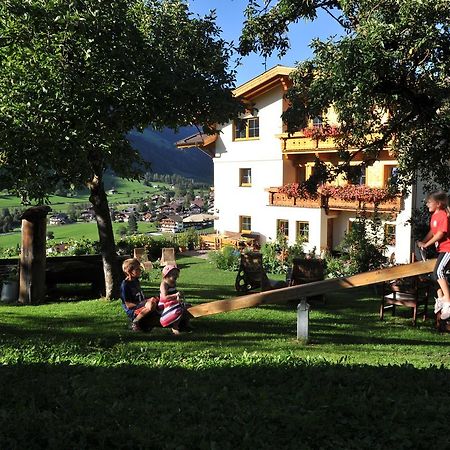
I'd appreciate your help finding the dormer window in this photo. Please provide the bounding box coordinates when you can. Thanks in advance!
[234,117,260,140]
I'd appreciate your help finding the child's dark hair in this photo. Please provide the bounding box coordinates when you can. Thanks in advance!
[428,191,450,216]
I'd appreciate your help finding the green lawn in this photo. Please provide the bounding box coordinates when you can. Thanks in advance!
[1,255,449,449]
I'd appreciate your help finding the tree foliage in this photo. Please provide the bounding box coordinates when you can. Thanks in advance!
[240,0,450,190]
[0,0,241,201]
[0,0,242,298]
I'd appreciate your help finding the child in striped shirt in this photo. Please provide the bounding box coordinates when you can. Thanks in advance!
[159,265,192,334]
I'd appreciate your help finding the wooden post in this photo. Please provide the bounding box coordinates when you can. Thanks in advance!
[19,206,51,304]
[297,298,310,342]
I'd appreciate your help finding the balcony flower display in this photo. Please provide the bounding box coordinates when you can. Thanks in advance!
[302,124,340,140]
[278,183,395,204]
[319,185,395,204]
[278,183,318,199]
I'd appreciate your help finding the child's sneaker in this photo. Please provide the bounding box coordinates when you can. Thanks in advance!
[434,297,444,314]
[440,302,450,321]
[131,321,142,332]
[179,323,194,333]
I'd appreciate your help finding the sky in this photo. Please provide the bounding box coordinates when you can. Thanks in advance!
[188,0,344,86]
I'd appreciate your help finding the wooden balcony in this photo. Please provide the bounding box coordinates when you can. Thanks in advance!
[267,188,322,208]
[267,187,402,213]
[281,136,338,153]
[326,196,402,213]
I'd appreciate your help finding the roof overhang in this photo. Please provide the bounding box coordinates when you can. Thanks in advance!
[175,132,217,157]
[233,65,294,101]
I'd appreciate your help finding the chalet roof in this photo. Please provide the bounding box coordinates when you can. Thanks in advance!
[183,213,216,223]
[162,214,183,223]
[175,66,294,152]
[233,65,294,101]
[191,199,204,207]
[175,132,218,152]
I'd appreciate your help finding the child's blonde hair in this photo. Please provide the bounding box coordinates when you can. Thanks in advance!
[122,258,141,275]
[428,191,450,216]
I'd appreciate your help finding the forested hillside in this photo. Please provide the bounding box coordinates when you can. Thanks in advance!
[128,127,213,183]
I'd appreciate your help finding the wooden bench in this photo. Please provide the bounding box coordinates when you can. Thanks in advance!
[160,248,176,266]
[45,255,129,296]
[235,252,286,293]
[380,276,431,325]
[288,258,325,302]
[200,234,221,250]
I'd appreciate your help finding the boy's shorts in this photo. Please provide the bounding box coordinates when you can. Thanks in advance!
[132,298,159,320]
[133,300,148,318]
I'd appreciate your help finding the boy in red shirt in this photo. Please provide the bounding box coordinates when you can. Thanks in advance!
[418,191,450,320]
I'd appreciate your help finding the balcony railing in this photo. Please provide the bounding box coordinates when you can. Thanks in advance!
[268,187,402,213]
[281,136,338,153]
[325,196,402,213]
[267,188,322,208]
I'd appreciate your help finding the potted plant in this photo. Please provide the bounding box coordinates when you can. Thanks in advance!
[1,265,19,303]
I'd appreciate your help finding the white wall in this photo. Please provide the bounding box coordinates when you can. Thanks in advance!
[214,86,285,236]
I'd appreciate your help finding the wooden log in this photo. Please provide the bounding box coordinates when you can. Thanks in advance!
[188,259,436,318]
[19,206,51,304]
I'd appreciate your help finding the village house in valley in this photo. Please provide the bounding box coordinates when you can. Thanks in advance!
[178,66,426,264]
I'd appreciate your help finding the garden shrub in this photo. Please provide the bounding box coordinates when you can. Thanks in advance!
[325,214,387,278]
[207,245,240,271]
[46,238,100,256]
[0,245,20,258]
[176,228,200,250]
[261,235,306,274]
[116,234,175,259]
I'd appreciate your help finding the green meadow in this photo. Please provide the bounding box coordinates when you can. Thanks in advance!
[0,177,162,212]
[0,222,158,249]
[0,177,167,250]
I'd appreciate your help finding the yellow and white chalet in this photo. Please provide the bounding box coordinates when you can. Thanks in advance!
[178,66,426,264]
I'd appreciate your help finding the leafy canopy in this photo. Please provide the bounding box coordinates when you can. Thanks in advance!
[240,0,450,191]
[0,0,241,202]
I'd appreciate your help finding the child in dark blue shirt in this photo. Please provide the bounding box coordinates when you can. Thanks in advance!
[120,258,158,331]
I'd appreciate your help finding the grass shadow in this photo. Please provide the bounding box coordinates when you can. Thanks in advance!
[1,362,449,449]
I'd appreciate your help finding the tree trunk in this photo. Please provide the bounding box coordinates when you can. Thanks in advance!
[89,173,120,299]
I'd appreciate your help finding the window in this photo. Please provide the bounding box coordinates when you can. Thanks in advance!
[305,163,315,181]
[240,215,252,233]
[234,117,259,140]
[296,221,309,241]
[348,165,367,185]
[239,168,252,186]
[348,220,353,232]
[384,224,396,245]
[384,165,398,188]
[277,219,289,238]
[358,167,367,186]
[297,165,306,183]
[313,116,323,128]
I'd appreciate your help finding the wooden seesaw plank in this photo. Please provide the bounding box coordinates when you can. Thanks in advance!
[188,259,436,318]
